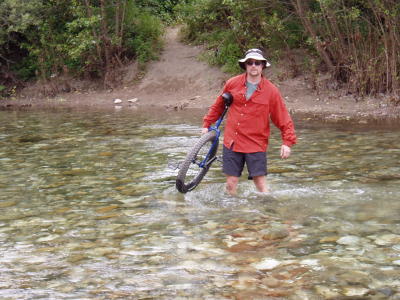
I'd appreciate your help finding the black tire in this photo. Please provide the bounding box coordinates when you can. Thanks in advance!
[176,131,218,193]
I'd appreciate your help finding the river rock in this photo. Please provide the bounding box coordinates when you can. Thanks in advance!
[288,245,318,256]
[0,201,17,208]
[37,234,60,242]
[320,236,340,243]
[314,285,341,298]
[336,235,360,245]
[251,258,281,270]
[96,205,119,213]
[342,286,370,297]
[262,228,289,240]
[228,242,258,252]
[88,247,118,257]
[374,234,400,246]
[393,260,400,266]
[98,151,113,157]
[300,259,319,267]
[261,276,280,288]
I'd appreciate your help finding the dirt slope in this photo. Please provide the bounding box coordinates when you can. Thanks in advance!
[133,27,228,108]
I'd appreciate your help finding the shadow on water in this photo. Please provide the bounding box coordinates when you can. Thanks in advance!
[0,107,399,299]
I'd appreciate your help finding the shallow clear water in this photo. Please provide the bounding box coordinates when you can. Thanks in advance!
[0,108,399,299]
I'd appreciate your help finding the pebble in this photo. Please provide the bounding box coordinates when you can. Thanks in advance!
[343,286,370,297]
[252,258,281,270]
[36,234,60,242]
[393,260,400,266]
[374,234,400,246]
[261,276,280,288]
[336,235,360,245]
[314,285,341,298]
[0,201,17,208]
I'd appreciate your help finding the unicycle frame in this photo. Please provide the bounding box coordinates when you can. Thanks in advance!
[175,92,232,193]
[198,104,229,169]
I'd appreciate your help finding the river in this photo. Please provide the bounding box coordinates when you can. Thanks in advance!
[0,108,399,299]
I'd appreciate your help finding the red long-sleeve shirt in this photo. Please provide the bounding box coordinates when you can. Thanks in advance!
[203,73,297,153]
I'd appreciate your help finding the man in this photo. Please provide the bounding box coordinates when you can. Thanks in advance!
[202,48,297,195]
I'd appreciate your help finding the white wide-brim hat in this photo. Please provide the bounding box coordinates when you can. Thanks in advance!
[238,48,271,69]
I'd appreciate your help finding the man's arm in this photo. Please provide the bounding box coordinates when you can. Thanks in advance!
[269,89,297,156]
[201,94,226,133]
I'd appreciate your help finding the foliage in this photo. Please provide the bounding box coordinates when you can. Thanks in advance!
[135,0,185,23]
[177,0,400,96]
[128,10,164,63]
[176,0,305,74]
[292,0,400,95]
[0,0,166,89]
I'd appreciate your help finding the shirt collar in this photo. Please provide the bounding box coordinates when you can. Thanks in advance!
[242,73,266,89]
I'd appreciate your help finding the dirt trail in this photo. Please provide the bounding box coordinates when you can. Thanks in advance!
[133,27,228,108]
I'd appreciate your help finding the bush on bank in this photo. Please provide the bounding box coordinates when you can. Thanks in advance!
[0,0,169,96]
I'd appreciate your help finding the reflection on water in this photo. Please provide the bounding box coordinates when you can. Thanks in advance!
[0,109,399,299]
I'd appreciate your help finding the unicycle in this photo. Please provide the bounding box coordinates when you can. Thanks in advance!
[175,92,232,193]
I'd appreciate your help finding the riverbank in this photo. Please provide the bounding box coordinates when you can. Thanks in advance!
[2,27,399,126]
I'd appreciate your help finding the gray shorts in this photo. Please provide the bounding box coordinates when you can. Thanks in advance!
[222,145,267,179]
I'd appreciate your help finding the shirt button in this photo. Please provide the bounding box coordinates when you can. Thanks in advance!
[235,132,238,135]
[237,122,240,125]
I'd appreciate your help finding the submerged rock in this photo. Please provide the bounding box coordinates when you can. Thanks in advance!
[251,258,281,270]
[336,235,360,245]
[342,286,370,297]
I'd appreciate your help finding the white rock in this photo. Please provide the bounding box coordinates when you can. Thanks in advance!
[393,260,400,266]
[251,258,281,270]
[114,99,122,104]
[375,234,400,246]
[37,234,60,242]
[128,98,138,103]
[315,285,341,298]
[337,235,360,245]
[180,260,201,271]
[300,259,319,266]
[24,256,48,264]
[343,287,369,297]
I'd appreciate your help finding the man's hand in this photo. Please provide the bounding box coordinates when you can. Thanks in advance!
[280,145,291,159]
[201,128,209,135]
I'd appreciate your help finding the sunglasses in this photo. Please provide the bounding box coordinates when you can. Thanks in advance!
[246,60,263,66]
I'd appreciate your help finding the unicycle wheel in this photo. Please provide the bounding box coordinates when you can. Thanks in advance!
[176,130,218,193]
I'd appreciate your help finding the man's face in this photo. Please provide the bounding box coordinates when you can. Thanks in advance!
[245,59,263,77]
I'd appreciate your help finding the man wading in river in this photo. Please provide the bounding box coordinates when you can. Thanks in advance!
[202,49,297,195]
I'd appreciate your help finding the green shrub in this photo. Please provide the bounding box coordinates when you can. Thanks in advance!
[176,0,305,74]
[128,13,164,64]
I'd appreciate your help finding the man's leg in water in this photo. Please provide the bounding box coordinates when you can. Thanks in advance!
[253,175,269,193]
[226,175,239,195]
